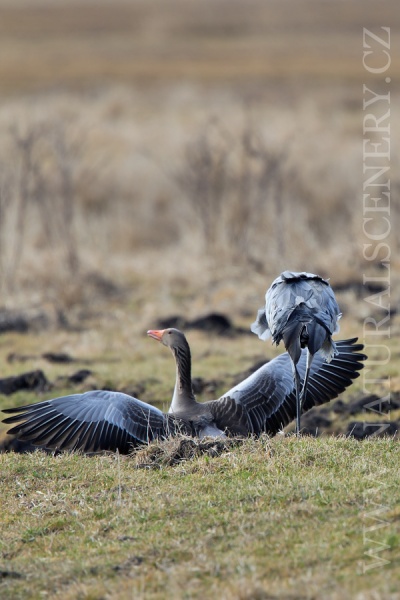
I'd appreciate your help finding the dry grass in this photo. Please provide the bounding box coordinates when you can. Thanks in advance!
[0,0,398,316]
[0,85,398,322]
[134,436,247,468]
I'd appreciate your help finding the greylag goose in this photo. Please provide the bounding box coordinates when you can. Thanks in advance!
[2,328,364,453]
[251,271,341,435]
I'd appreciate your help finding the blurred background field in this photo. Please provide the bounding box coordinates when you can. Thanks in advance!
[0,0,398,318]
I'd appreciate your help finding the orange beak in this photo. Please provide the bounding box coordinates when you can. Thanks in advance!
[147,329,165,342]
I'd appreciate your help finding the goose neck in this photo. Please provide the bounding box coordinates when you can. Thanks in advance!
[169,343,196,413]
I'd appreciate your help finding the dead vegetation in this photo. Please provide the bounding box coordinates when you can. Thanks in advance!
[0,0,398,317]
[134,435,247,468]
[175,120,294,264]
[0,96,398,320]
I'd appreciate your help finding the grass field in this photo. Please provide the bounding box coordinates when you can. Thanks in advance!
[0,0,399,598]
[1,437,399,600]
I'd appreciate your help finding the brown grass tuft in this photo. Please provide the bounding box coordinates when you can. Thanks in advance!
[134,435,246,468]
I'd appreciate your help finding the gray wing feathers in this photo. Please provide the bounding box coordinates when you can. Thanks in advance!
[223,353,294,414]
[219,352,295,434]
[267,339,365,433]
[219,338,365,435]
[250,308,271,341]
[252,271,341,361]
[208,396,249,436]
[2,390,181,453]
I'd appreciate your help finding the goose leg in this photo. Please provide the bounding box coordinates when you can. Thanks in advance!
[299,349,314,410]
[292,361,302,436]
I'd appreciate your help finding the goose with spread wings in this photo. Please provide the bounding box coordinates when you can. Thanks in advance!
[2,328,365,453]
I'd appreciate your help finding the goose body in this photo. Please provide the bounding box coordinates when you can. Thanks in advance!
[2,328,364,454]
[251,271,342,434]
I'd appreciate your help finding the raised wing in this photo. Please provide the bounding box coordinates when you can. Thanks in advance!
[220,352,295,421]
[2,391,188,453]
[220,338,365,435]
[264,338,365,434]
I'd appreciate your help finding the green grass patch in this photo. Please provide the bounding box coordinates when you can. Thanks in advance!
[0,436,399,599]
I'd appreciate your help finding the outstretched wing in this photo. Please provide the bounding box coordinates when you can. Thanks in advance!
[2,391,187,453]
[264,338,365,434]
[219,338,365,435]
[219,352,295,425]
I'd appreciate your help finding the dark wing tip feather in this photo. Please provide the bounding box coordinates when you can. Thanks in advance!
[2,400,49,416]
[247,337,366,436]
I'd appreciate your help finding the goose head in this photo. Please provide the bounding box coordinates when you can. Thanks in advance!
[147,328,188,350]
